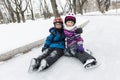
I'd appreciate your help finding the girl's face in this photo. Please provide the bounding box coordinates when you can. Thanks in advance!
[55,23,62,29]
[65,21,74,27]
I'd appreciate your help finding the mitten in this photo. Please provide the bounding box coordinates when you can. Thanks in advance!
[42,48,47,52]
[77,45,84,53]
[76,28,83,34]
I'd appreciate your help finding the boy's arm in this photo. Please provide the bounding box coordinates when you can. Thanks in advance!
[42,34,54,52]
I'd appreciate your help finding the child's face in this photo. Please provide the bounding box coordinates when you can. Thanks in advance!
[55,23,62,29]
[65,21,74,27]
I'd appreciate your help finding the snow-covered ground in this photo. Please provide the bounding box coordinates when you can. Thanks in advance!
[84,9,120,16]
[1,11,120,80]
[0,18,52,54]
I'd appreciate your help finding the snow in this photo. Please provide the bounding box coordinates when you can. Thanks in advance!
[0,18,53,54]
[84,9,120,16]
[1,10,120,80]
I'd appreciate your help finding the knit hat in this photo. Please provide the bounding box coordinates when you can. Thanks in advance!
[65,13,76,24]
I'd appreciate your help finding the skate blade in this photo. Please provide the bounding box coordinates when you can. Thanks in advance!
[37,59,47,72]
[28,59,36,73]
[85,63,100,70]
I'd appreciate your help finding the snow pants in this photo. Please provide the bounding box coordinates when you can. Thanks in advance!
[64,44,96,64]
[37,48,64,69]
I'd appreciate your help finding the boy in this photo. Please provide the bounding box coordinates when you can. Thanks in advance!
[29,17,65,71]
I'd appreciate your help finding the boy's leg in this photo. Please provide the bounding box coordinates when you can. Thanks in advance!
[37,48,53,61]
[38,48,64,71]
[29,48,53,71]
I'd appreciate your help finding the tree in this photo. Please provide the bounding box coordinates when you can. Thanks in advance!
[10,0,29,23]
[0,9,3,23]
[62,0,76,14]
[73,0,76,14]
[96,0,111,13]
[105,0,111,11]
[62,0,72,14]
[3,0,16,23]
[28,0,35,20]
[39,0,44,16]
[77,0,88,15]
[50,0,60,17]
[43,0,51,19]
[39,0,51,19]
[57,0,64,15]
[16,0,28,22]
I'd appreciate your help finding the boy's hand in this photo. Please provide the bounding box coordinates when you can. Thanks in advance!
[42,48,47,52]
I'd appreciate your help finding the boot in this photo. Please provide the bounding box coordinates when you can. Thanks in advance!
[38,59,48,71]
[84,59,97,69]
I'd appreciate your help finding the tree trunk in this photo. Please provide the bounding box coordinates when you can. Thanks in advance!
[105,0,111,11]
[16,11,21,23]
[21,12,26,22]
[73,0,76,14]
[31,10,35,20]
[3,0,16,23]
[80,5,83,15]
[78,0,83,15]
[50,0,60,17]
[77,0,87,15]
[29,0,35,20]
[10,11,16,23]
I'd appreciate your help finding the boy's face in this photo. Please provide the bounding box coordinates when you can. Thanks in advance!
[55,23,62,29]
[65,21,74,27]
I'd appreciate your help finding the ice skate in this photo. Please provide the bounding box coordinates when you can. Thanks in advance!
[38,59,48,72]
[84,59,97,69]
[28,58,40,72]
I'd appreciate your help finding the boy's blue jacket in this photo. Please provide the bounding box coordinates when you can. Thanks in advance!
[42,27,65,50]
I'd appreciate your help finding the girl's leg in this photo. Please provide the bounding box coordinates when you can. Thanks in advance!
[65,44,96,64]
[74,51,96,64]
[64,44,77,57]
[74,51,97,69]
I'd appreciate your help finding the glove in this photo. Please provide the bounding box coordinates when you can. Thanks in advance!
[42,48,47,52]
[76,28,83,34]
[77,45,84,53]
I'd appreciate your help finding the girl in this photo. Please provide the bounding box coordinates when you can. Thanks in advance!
[64,13,97,69]
[29,17,65,71]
